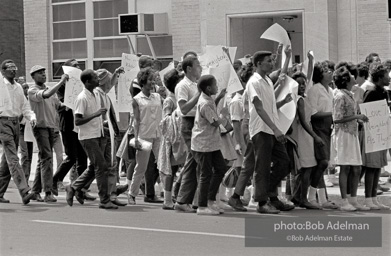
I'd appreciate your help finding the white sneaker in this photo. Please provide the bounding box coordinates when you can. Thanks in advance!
[197,207,220,215]
[325,179,334,187]
[364,201,380,210]
[278,196,295,207]
[372,198,391,210]
[208,201,224,214]
[340,203,357,212]
[174,203,196,213]
[350,202,370,211]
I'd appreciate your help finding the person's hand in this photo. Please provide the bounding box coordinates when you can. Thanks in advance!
[134,139,142,150]
[30,119,36,128]
[216,88,227,101]
[235,144,242,155]
[284,93,293,104]
[284,45,292,58]
[220,106,229,118]
[278,73,287,85]
[114,66,125,75]
[96,108,107,117]
[307,50,314,60]
[273,128,286,143]
[359,114,369,122]
[277,43,283,55]
[61,74,69,85]
[314,136,325,147]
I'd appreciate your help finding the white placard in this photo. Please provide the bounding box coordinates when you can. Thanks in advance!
[276,76,299,134]
[62,66,83,109]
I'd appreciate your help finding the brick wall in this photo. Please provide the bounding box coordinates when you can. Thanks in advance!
[0,0,25,77]
[24,0,51,82]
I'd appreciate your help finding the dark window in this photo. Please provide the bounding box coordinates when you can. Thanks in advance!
[52,61,85,80]
[119,15,139,34]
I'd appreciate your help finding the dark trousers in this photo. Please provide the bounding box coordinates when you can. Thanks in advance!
[72,137,110,204]
[32,127,58,193]
[0,118,30,198]
[176,117,198,204]
[145,151,159,198]
[234,141,254,196]
[193,150,228,207]
[19,124,33,183]
[252,132,290,202]
[53,130,87,184]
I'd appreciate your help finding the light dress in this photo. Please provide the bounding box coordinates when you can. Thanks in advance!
[330,89,362,165]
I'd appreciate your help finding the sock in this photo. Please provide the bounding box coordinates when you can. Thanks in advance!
[372,197,380,205]
[308,186,317,202]
[342,198,349,206]
[318,188,327,204]
[164,190,172,206]
[348,196,357,205]
[365,197,374,206]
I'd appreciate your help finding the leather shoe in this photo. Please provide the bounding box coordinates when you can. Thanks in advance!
[99,201,118,209]
[144,196,163,203]
[270,200,295,211]
[256,202,280,214]
[22,192,35,205]
[300,200,321,210]
[75,191,84,205]
[83,192,96,201]
[111,198,127,206]
[228,197,247,212]
[52,185,58,196]
[115,184,129,196]
[65,185,75,206]
[0,197,10,203]
[32,193,44,202]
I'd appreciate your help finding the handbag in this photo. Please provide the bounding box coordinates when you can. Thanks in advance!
[222,167,239,188]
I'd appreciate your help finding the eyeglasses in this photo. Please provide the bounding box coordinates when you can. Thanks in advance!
[4,66,18,71]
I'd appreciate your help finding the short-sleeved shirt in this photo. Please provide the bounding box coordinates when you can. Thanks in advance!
[351,84,365,112]
[307,82,334,113]
[191,92,221,152]
[360,80,375,92]
[133,92,162,139]
[163,92,177,117]
[174,76,198,117]
[229,93,243,121]
[333,89,358,136]
[247,72,279,138]
[74,88,104,140]
[28,84,60,129]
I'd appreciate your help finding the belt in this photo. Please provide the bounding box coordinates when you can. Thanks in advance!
[0,116,19,121]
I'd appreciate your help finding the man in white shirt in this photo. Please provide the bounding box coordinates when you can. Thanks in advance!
[0,59,37,205]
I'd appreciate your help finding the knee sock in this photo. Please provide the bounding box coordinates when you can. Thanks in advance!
[308,186,317,202]
[164,190,172,206]
[318,188,327,204]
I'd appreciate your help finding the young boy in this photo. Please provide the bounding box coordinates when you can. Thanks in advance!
[191,75,229,215]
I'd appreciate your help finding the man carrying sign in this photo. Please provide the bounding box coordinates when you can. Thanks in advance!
[0,60,37,205]
[28,65,68,203]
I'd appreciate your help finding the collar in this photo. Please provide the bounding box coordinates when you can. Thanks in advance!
[83,88,95,97]
[139,91,155,99]
[183,75,197,85]
[34,83,47,90]
[201,92,214,102]
[3,78,19,88]
[95,87,106,95]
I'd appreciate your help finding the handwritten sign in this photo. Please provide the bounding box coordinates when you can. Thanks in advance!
[62,66,83,109]
[276,76,299,134]
[0,73,12,111]
[117,74,134,113]
[260,23,292,68]
[359,100,391,153]
[121,53,140,85]
[209,64,243,95]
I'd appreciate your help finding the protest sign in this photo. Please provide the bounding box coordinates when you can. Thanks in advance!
[359,100,391,153]
[203,45,232,68]
[209,64,243,95]
[121,53,140,85]
[107,86,120,121]
[0,73,12,112]
[276,76,299,134]
[24,121,36,144]
[62,66,83,109]
[159,62,175,87]
[260,23,292,68]
[117,74,134,113]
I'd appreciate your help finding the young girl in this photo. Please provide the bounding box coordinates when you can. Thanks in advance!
[330,66,369,211]
[127,67,163,205]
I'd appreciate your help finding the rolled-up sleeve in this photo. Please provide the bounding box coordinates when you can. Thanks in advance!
[175,84,189,103]
[229,100,243,121]
[28,87,45,102]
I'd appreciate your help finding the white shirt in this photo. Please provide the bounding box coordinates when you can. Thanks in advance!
[74,88,104,140]
[247,72,279,138]
[1,78,36,121]
[360,80,375,92]
[174,76,198,117]
[307,82,333,113]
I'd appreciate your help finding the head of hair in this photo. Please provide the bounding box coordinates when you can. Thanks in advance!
[182,56,198,74]
[233,59,243,72]
[252,51,272,66]
[183,51,198,60]
[335,61,358,79]
[365,53,380,63]
[139,56,153,69]
[152,59,163,71]
[312,61,330,83]
[323,60,335,72]
[382,60,391,72]
[357,62,369,79]
[239,63,254,84]
[197,75,216,93]
[369,63,387,83]
[137,67,155,87]
[63,59,77,67]
[291,71,307,82]
[80,69,96,85]
[333,66,351,89]
[164,69,181,93]
[1,59,14,70]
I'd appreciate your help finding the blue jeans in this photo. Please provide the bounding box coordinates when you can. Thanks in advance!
[0,118,30,198]
[32,127,58,193]
[72,137,110,204]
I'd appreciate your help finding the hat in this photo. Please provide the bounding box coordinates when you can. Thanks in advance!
[96,69,113,87]
[30,65,46,76]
